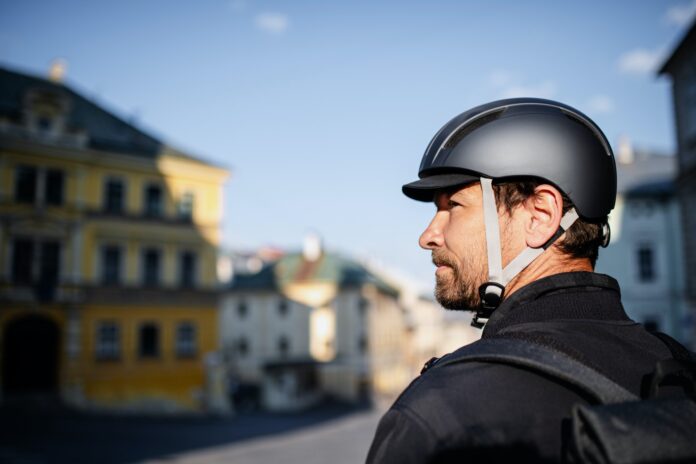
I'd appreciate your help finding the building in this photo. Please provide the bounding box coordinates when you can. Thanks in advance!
[0,66,230,412]
[221,236,411,411]
[595,142,689,342]
[362,261,480,374]
[659,18,696,348]
[220,236,480,411]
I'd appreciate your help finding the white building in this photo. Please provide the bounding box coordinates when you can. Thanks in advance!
[220,238,410,411]
[595,145,690,343]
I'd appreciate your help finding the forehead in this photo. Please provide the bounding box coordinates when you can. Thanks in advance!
[436,182,480,202]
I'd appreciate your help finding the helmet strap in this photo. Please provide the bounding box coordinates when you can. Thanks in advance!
[472,178,579,328]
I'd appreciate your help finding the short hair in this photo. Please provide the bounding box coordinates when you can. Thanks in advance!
[492,180,605,267]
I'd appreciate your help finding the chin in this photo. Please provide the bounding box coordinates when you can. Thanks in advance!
[435,288,477,312]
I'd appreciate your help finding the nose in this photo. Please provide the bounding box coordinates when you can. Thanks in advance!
[419,213,445,250]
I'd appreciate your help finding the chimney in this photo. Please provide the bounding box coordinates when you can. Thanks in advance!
[303,232,323,262]
[48,58,67,83]
[617,135,634,165]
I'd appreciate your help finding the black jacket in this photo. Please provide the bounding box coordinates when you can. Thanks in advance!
[366,272,672,463]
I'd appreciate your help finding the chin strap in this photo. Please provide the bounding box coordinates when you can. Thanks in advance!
[473,178,579,329]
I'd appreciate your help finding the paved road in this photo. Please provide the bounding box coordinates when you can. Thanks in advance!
[0,402,383,464]
[145,409,381,464]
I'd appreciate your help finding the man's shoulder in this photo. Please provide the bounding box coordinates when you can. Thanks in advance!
[391,340,586,426]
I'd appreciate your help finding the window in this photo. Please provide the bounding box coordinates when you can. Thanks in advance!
[358,334,368,354]
[12,239,61,290]
[179,251,196,287]
[176,322,197,357]
[15,165,37,203]
[102,246,122,285]
[238,300,248,318]
[12,238,34,284]
[237,337,249,356]
[96,322,120,360]
[138,323,160,358]
[142,248,161,286]
[278,299,289,316]
[39,241,60,286]
[144,184,163,217]
[278,336,289,357]
[637,244,655,282]
[45,169,64,206]
[178,191,194,220]
[37,115,53,133]
[104,178,124,213]
[358,297,369,315]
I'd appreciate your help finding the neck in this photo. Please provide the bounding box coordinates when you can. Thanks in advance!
[504,247,593,299]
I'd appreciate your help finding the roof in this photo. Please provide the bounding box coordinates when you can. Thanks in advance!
[229,251,399,297]
[615,151,676,194]
[0,66,219,167]
[659,18,696,75]
[228,263,279,291]
[0,66,161,157]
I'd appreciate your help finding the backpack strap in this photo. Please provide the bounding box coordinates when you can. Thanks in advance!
[651,331,696,363]
[432,338,638,404]
[646,332,696,399]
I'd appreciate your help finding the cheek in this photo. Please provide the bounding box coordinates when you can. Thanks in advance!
[444,216,486,261]
[500,218,526,261]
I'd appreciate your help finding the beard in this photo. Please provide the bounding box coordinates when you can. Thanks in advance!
[432,248,483,312]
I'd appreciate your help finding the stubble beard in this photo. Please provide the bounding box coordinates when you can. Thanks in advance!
[432,249,483,312]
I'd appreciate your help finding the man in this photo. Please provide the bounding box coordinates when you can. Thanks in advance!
[366,98,674,463]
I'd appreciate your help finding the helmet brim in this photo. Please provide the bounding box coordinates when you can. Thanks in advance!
[402,173,479,202]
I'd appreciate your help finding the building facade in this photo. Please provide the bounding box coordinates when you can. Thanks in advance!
[659,19,696,348]
[595,146,690,343]
[0,66,229,412]
[221,237,411,411]
[220,237,480,412]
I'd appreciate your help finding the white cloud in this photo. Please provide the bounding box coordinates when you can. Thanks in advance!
[617,48,663,75]
[498,80,557,99]
[665,0,696,26]
[586,95,615,114]
[255,13,289,34]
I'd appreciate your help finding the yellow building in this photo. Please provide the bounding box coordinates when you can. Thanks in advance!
[0,66,229,412]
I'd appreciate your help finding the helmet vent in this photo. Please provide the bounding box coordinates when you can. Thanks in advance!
[561,110,612,156]
[442,109,504,150]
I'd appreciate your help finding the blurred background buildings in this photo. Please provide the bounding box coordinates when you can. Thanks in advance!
[0,2,694,462]
[0,67,230,412]
[221,234,477,412]
[1,13,695,418]
[659,21,696,346]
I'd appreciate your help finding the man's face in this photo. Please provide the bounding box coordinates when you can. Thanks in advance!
[419,183,491,311]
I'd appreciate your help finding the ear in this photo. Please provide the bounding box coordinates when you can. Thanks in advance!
[522,184,564,249]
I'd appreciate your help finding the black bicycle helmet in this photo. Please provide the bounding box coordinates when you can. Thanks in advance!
[403,98,617,327]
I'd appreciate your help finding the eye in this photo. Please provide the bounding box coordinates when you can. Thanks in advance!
[447,200,461,209]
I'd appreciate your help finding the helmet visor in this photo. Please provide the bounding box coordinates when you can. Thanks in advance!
[402,173,479,202]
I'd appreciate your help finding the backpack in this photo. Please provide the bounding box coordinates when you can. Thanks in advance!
[429,335,696,464]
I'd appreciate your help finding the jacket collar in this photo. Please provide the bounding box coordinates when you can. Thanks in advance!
[482,272,629,338]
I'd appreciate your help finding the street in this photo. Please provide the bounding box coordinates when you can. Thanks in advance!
[0,402,382,464]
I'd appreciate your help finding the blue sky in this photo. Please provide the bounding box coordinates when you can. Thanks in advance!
[1,0,694,288]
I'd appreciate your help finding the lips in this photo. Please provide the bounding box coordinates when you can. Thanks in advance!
[432,255,455,269]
